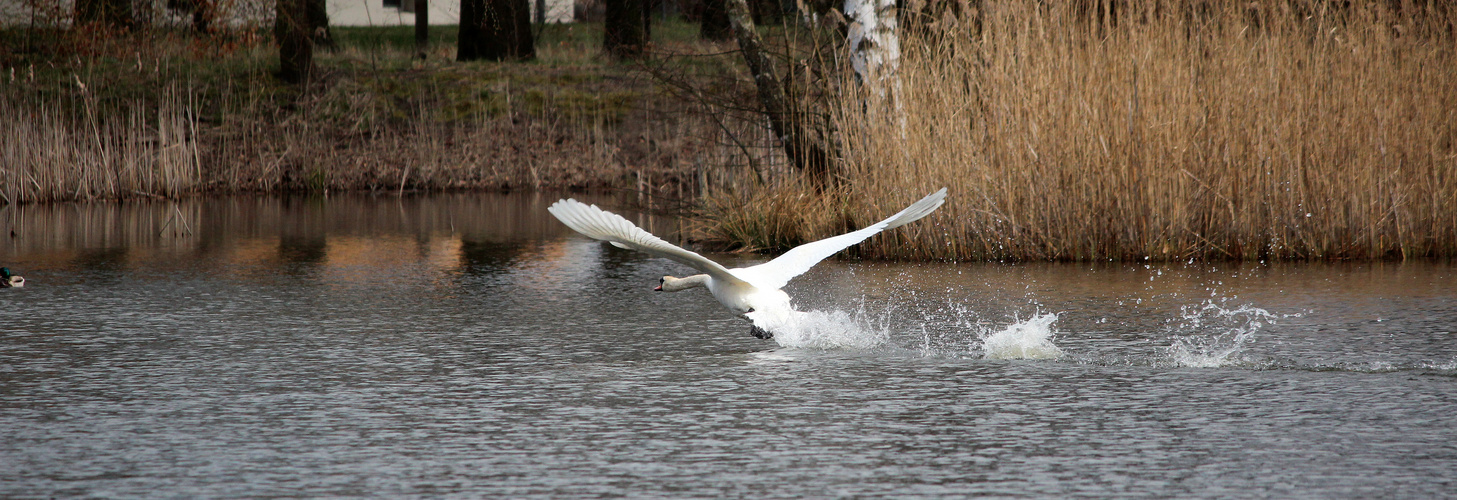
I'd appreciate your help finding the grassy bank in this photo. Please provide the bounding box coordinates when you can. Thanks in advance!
[704,1,1457,261]
[7,3,1456,262]
[1,21,774,204]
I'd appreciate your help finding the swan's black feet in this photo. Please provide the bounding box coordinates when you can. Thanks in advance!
[749,325,774,339]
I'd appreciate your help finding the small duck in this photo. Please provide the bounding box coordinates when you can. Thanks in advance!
[1,267,24,288]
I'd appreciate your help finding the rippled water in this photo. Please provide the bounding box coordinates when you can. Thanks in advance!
[3,194,1455,497]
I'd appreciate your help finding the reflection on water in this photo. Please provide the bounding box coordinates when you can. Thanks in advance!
[1,192,684,280]
[2,194,1455,498]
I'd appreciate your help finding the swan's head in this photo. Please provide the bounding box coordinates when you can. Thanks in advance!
[655,275,707,292]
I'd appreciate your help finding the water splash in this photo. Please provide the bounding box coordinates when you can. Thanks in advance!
[979,313,1063,360]
[763,308,892,350]
[1428,359,1457,372]
[1164,300,1279,368]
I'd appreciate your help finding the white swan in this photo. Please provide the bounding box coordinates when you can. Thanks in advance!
[547,188,947,338]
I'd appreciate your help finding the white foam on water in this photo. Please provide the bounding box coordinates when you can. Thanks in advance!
[1428,359,1457,371]
[1164,300,1279,368]
[1167,337,1250,368]
[745,279,1067,359]
[979,313,1064,360]
[763,308,892,350]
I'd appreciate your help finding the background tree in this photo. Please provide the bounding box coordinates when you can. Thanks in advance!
[603,0,647,59]
[747,0,781,25]
[75,0,133,28]
[724,0,832,187]
[510,0,534,59]
[844,0,899,97]
[415,0,429,55]
[699,0,731,41]
[276,0,314,82]
[166,0,219,33]
[458,0,535,61]
[307,0,334,48]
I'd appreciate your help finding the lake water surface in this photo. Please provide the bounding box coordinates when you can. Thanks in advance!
[2,193,1455,497]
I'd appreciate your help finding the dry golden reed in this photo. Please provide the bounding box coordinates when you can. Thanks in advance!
[1,86,201,204]
[710,0,1457,261]
[1,22,753,205]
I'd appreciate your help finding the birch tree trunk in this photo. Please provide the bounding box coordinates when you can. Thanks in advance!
[843,0,899,100]
[724,0,832,187]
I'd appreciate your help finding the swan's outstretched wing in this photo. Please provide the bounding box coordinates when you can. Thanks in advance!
[549,199,750,286]
[735,188,947,290]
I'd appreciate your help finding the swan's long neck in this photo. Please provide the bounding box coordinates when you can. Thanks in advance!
[661,274,710,292]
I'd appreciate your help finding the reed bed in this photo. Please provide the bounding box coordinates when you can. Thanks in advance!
[1,85,202,204]
[1,22,763,205]
[707,0,1457,261]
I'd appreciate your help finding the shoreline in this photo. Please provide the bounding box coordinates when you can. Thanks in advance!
[2,23,760,206]
[6,6,1456,262]
[6,190,1452,264]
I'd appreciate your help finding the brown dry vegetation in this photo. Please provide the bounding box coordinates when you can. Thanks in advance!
[702,0,1457,261]
[1,22,777,205]
[6,2,1456,262]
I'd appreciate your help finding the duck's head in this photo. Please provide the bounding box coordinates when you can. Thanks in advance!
[1,267,22,288]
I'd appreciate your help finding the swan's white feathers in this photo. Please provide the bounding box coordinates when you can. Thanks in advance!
[734,188,946,290]
[548,188,946,332]
[547,199,749,286]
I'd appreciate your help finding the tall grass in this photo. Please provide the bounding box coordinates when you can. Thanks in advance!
[2,21,765,204]
[708,0,1457,261]
[1,84,201,204]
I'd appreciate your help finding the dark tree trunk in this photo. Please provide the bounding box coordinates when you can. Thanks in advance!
[167,0,219,33]
[458,0,486,60]
[276,0,313,83]
[700,0,731,40]
[724,0,832,187]
[458,0,534,61]
[603,0,647,59]
[748,0,780,25]
[512,0,534,59]
[415,0,429,53]
[307,0,332,47]
[75,0,133,28]
[191,0,213,33]
[642,0,652,41]
[307,0,333,48]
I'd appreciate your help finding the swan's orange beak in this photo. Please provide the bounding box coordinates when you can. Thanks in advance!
[653,284,663,291]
